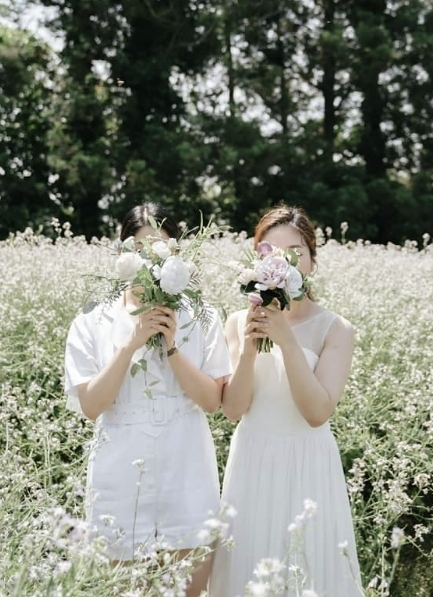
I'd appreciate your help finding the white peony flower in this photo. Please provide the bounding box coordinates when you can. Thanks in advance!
[152,264,162,280]
[115,252,143,281]
[285,265,303,298]
[121,236,137,252]
[159,256,191,294]
[152,240,171,260]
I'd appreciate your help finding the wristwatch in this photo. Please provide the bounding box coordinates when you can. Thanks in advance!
[167,344,178,357]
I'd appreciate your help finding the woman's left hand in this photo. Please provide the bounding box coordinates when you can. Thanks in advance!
[151,305,177,350]
[263,299,293,349]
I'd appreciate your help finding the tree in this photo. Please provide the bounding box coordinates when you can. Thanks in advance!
[40,0,118,239]
[0,26,57,238]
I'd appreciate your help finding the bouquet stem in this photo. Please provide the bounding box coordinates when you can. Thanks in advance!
[257,337,273,353]
[146,333,164,355]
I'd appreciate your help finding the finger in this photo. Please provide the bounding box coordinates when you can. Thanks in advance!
[155,305,175,316]
[246,332,268,340]
[153,316,177,331]
[250,315,267,324]
[247,310,266,323]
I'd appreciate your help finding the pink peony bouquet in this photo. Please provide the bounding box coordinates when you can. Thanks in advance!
[238,241,311,352]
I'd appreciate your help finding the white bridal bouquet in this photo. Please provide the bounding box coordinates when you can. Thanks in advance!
[238,241,311,353]
[102,217,215,357]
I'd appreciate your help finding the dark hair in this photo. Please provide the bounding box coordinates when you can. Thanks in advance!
[254,205,317,299]
[120,203,179,241]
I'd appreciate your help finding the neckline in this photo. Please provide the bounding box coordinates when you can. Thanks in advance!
[289,309,327,329]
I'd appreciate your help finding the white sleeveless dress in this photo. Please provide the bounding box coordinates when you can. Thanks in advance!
[210,308,362,597]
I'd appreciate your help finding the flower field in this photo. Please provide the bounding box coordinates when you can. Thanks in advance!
[0,225,432,596]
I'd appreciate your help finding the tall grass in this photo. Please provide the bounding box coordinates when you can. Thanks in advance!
[1,225,432,595]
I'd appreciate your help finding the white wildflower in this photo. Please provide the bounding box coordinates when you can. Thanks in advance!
[338,540,349,556]
[254,558,285,578]
[221,503,237,519]
[204,517,222,530]
[245,580,269,597]
[303,498,318,518]
[99,514,116,527]
[390,526,405,549]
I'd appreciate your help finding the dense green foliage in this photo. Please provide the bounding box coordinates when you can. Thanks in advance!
[1,227,433,595]
[1,0,433,242]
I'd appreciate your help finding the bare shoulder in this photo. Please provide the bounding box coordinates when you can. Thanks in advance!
[224,309,247,342]
[225,309,247,330]
[326,312,355,346]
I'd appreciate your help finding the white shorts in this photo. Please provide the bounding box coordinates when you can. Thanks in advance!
[86,407,220,560]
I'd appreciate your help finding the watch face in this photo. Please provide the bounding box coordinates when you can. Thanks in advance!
[167,345,178,357]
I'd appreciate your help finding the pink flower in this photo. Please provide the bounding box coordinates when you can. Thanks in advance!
[256,241,273,257]
[248,292,263,306]
[254,255,289,290]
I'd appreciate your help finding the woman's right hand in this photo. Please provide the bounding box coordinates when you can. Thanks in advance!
[125,308,162,352]
[242,305,268,356]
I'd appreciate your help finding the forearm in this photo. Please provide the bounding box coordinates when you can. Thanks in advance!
[281,342,333,426]
[79,345,136,420]
[167,352,223,413]
[221,352,256,421]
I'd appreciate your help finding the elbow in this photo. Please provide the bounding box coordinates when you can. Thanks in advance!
[221,386,250,421]
[201,379,225,414]
[304,405,333,427]
[204,401,221,415]
[80,403,98,421]
[78,395,100,421]
[221,401,244,422]
[306,415,328,428]
[201,390,223,415]
[304,399,335,428]
[222,409,241,422]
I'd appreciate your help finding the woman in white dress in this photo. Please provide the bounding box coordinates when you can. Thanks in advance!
[210,205,363,597]
[64,203,231,597]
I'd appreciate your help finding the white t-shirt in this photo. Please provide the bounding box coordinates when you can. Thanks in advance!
[64,296,231,558]
[64,296,231,419]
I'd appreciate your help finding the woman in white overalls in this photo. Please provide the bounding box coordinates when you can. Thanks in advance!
[65,203,231,596]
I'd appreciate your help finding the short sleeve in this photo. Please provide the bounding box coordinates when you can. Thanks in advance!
[64,312,99,413]
[200,307,232,380]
